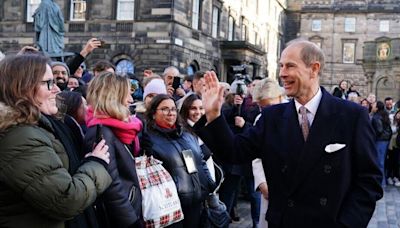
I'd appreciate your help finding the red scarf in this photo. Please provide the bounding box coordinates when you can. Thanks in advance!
[155,119,176,129]
[86,106,143,156]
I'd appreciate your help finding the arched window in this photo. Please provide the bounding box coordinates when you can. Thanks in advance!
[116,59,134,76]
[187,60,199,76]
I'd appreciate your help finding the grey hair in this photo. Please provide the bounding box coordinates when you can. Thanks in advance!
[252,78,285,102]
[162,66,180,77]
[287,39,325,76]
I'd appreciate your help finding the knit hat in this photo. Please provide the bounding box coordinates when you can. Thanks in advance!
[143,78,167,100]
[50,61,70,76]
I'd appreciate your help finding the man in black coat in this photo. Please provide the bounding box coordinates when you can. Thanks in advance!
[195,39,383,228]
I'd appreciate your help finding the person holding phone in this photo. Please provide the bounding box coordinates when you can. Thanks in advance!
[85,72,144,227]
[162,66,186,100]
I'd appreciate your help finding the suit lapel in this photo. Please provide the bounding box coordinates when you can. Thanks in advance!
[288,88,339,194]
[280,100,304,164]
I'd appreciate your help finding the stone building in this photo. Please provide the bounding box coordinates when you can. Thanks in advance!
[0,0,285,83]
[286,0,400,100]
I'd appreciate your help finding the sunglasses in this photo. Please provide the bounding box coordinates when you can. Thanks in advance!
[41,79,57,90]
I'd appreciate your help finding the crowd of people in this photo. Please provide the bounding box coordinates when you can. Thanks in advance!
[0,38,386,228]
[332,80,400,188]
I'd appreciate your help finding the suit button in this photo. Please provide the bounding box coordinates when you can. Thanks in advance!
[320,197,327,206]
[281,165,288,173]
[287,199,294,208]
[324,165,332,174]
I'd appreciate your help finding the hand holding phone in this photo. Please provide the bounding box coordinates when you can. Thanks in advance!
[94,124,103,149]
[172,76,181,90]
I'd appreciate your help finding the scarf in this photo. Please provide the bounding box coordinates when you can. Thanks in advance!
[155,119,176,129]
[86,106,143,155]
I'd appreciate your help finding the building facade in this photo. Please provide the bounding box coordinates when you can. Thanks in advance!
[0,0,286,83]
[286,0,400,100]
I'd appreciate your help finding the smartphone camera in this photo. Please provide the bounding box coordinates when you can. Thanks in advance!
[172,76,181,90]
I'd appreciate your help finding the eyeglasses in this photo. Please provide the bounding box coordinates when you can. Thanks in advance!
[53,70,68,76]
[41,79,57,90]
[157,107,177,115]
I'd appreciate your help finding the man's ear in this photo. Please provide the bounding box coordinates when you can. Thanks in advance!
[310,61,321,78]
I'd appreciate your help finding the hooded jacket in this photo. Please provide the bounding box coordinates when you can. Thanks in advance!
[0,102,112,228]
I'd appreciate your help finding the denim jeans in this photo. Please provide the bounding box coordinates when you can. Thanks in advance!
[376,140,389,185]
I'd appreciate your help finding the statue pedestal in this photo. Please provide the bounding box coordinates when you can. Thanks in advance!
[47,51,76,62]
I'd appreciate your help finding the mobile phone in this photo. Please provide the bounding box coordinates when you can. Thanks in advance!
[172,76,181,90]
[129,104,136,115]
[94,124,103,149]
[97,39,106,47]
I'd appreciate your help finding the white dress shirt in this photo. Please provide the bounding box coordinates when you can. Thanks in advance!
[294,87,322,127]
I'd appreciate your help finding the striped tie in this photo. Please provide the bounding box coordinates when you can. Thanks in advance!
[299,106,310,141]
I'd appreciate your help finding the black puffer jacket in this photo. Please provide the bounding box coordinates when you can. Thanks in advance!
[145,124,215,209]
[85,126,142,228]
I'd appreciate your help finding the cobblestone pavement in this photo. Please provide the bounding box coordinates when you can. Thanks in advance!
[231,186,400,228]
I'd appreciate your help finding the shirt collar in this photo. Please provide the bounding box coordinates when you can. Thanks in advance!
[294,87,322,116]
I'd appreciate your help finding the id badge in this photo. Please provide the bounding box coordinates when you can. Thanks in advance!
[181,149,198,174]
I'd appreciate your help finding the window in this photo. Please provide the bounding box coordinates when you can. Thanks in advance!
[344,18,355,32]
[228,16,234,41]
[310,36,323,48]
[312,20,321,32]
[70,0,86,21]
[343,42,356,63]
[192,0,200,30]
[211,6,219,38]
[241,24,247,41]
[380,20,389,32]
[116,59,134,75]
[27,0,41,23]
[117,0,135,20]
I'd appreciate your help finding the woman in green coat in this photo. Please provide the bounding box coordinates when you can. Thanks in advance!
[0,54,112,228]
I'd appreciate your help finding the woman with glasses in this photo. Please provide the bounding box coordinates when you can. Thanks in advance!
[0,54,112,227]
[143,94,215,227]
[85,72,144,227]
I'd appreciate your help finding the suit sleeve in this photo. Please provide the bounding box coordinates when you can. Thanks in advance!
[337,108,383,227]
[195,112,265,164]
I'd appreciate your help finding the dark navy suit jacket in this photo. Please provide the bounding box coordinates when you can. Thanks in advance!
[196,87,383,228]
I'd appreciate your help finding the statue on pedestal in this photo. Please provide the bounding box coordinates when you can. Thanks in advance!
[33,0,65,55]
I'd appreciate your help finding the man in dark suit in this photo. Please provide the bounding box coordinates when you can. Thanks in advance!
[195,39,383,227]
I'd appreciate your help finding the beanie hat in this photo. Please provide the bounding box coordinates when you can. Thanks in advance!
[50,61,70,76]
[143,78,167,100]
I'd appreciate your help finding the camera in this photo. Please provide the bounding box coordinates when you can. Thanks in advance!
[235,81,246,96]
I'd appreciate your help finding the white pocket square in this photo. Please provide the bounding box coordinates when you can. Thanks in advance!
[325,143,346,153]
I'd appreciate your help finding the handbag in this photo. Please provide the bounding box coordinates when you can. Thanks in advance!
[135,154,184,228]
[200,161,230,228]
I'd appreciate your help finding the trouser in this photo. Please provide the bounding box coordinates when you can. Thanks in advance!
[386,148,400,179]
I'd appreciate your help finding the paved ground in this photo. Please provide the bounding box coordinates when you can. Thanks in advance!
[231,186,400,228]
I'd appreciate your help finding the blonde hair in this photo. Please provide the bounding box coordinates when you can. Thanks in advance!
[252,78,285,102]
[86,72,130,121]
